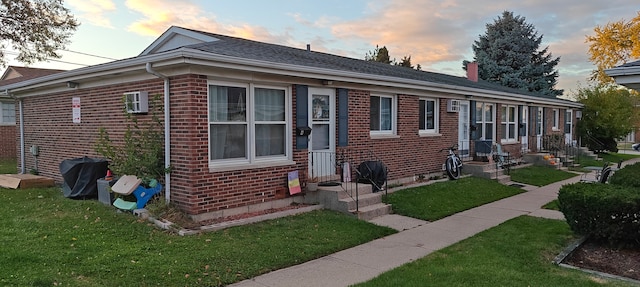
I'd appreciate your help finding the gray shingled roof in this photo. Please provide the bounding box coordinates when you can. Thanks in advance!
[620,59,640,67]
[184,29,561,99]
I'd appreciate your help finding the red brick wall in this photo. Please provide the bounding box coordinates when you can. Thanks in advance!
[19,78,167,178]
[0,125,16,160]
[340,91,457,179]
[19,75,304,217]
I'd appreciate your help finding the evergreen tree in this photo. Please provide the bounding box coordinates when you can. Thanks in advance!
[365,45,393,64]
[463,11,562,97]
[365,45,422,70]
[396,55,413,68]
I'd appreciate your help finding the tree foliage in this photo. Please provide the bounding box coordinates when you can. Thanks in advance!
[586,12,640,84]
[463,11,562,97]
[365,45,421,70]
[365,45,393,64]
[0,0,79,67]
[575,84,639,152]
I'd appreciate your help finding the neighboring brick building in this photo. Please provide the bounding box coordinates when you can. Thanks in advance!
[0,26,582,221]
[0,66,65,161]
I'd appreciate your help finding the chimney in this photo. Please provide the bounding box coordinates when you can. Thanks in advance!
[466,62,478,82]
[306,44,310,51]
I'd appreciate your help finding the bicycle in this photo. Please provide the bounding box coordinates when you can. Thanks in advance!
[441,144,463,180]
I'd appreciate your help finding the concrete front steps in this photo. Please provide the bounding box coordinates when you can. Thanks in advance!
[312,182,392,221]
[462,161,512,183]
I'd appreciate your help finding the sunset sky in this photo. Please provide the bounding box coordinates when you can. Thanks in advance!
[3,0,639,98]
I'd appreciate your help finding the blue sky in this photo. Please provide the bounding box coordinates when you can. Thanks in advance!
[4,0,639,97]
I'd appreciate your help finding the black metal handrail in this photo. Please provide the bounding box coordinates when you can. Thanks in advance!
[308,148,389,213]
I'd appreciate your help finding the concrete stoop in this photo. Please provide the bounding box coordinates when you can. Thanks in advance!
[463,161,511,183]
[313,182,392,221]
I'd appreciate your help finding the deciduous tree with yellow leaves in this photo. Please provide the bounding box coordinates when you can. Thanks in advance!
[586,12,640,84]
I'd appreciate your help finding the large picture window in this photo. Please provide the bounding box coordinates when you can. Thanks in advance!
[500,105,517,142]
[475,102,494,140]
[208,82,289,167]
[370,94,396,135]
[419,98,438,134]
[0,102,16,124]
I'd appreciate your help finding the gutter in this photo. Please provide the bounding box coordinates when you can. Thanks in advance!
[145,63,171,204]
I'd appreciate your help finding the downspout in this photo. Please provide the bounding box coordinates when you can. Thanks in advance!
[145,63,171,204]
[4,91,25,174]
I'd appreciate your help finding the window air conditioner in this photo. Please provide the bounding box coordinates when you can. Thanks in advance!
[124,91,149,113]
[575,110,582,119]
[447,99,460,112]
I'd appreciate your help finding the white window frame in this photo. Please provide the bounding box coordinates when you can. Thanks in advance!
[418,97,439,135]
[0,102,16,125]
[475,102,495,140]
[370,94,397,137]
[500,105,517,143]
[552,109,559,131]
[207,81,292,171]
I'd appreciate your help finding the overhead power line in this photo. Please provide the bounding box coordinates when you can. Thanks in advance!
[60,49,118,61]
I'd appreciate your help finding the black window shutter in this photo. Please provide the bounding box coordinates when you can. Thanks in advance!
[469,100,478,140]
[518,105,525,136]
[337,88,349,147]
[541,107,546,136]
[564,109,570,134]
[296,85,309,150]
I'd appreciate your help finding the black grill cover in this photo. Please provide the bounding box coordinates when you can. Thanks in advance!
[357,160,387,191]
[60,157,108,199]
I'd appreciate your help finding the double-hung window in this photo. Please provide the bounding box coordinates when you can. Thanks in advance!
[475,102,494,140]
[370,94,396,135]
[552,109,559,130]
[208,82,290,169]
[500,105,517,142]
[0,102,16,124]
[419,98,438,134]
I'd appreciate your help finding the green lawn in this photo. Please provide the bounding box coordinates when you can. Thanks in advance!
[0,187,396,286]
[383,177,524,221]
[509,165,577,186]
[355,216,634,287]
[573,152,640,169]
[0,158,17,174]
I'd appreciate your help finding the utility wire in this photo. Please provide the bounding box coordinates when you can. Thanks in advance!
[60,49,118,61]
[2,49,95,67]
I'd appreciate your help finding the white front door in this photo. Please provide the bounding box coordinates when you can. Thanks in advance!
[565,110,573,146]
[458,101,470,157]
[308,88,335,179]
[521,106,528,151]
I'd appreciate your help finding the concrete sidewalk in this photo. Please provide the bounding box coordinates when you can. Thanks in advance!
[230,175,583,287]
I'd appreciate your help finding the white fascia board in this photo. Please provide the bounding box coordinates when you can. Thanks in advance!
[139,26,219,56]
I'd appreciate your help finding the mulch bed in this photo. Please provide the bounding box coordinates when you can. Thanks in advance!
[564,238,640,281]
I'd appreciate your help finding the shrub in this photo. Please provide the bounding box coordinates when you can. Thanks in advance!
[609,162,640,188]
[558,182,640,246]
[94,94,168,185]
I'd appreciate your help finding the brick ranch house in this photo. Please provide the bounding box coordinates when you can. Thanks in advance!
[0,26,582,221]
[0,66,65,161]
[606,59,640,144]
